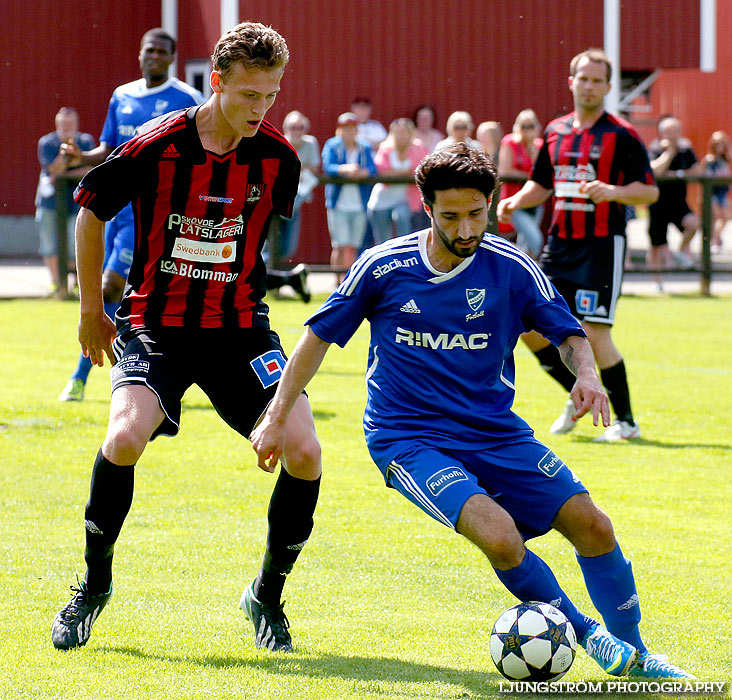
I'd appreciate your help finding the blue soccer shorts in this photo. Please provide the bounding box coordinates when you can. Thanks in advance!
[103,204,135,279]
[370,435,588,540]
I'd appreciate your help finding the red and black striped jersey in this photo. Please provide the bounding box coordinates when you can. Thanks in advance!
[531,111,654,240]
[74,106,300,329]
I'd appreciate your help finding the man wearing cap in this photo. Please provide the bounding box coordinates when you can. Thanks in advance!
[321,112,377,282]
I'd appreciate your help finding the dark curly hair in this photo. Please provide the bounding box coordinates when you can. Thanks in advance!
[415,143,497,206]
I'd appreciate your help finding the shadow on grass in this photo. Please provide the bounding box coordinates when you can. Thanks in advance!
[103,646,499,698]
[571,436,731,450]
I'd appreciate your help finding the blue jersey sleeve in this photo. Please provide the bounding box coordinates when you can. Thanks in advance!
[520,277,586,346]
[305,259,377,347]
[99,95,119,148]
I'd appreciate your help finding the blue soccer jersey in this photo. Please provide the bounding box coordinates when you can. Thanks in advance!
[306,231,585,454]
[100,77,204,149]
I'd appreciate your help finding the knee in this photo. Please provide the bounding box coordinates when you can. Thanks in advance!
[103,423,148,465]
[575,507,616,556]
[284,433,322,480]
[486,533,526,570]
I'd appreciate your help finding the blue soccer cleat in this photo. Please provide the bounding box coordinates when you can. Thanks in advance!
[581,624,638,676]
[628,652,696,679]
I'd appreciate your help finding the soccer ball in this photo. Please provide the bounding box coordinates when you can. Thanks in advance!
[490,601,577,681]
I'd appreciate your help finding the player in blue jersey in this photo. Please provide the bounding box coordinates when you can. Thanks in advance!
[251,143,693,680]
[58,28,205,402]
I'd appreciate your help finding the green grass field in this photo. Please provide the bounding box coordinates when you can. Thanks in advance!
[1,292,731,700]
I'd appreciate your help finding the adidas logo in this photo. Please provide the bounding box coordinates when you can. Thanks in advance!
[617,594,639,610]
[162,144,180,158]
[400,299,421,313]
[84,520,104,535]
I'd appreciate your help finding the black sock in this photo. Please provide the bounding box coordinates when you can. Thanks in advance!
[254,469,321,605]
[84,449,135,594]
[266,271,288,291]
[600,360,634,424]
[533,344,577,393]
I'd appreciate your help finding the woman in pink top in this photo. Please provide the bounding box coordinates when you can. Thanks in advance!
[498,109,544,258]
[367,119,428,243]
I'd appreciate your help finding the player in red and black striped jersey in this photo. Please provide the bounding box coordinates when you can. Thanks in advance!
[498,48,659,443]
[52,22,321,654]
[75,105,300,329]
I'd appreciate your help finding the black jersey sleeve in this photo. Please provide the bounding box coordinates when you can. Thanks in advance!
[530,137,555,191]
[618,131,655,186]
[73,149,140,221]
[272,154,300,219]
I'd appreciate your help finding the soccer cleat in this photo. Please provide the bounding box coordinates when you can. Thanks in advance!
[288,264,311,304]
[628,652,696,679]
[581,624,638,676]
[51,579,112,650]
[593,419,641,443]
[549,399,580,434]
[239,581,293,652]
[58,378,85,402]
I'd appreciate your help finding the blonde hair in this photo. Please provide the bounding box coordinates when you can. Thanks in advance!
[446,111,474,135]
[512,109,541,137]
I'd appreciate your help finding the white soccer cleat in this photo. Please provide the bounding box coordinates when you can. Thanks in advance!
[593,419,641,443]
[549,399,579,435]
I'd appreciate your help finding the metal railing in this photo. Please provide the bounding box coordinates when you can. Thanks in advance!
[52,172,732,299]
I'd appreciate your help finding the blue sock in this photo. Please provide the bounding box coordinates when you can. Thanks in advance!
[576,543,646,653]
[71,302,119,383]
[104,301,120,324]
[71,353,93,383]
[494,549,595,641]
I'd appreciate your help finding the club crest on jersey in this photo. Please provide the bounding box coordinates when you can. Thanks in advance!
[246,184,264,202]
[251,350,286,389]
[466,288,486,312]
[575,289,599,315]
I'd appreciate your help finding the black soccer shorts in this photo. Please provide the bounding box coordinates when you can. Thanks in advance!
[110,325,289,440]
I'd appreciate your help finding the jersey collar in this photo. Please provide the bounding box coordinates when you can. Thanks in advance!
[418,230,476,283]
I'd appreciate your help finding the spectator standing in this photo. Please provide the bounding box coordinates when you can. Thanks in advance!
[35,107,96,293]
[647,116,700,276]
[58,28,204,402]
[703,130,731,254]
[476,121,504,163]
[498,110,544,258]
[412,104,444,153]
[262,110,318,304]
[351,96,387,153]
[498,48,658,443]
[434,111,481,151]
[367,118,428,243]
[321,112,377,282]
[276,110,320,261]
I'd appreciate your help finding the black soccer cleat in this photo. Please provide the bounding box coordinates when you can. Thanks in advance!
[288,264,311,304]
[239,580,293,652]
[51,579,112,650]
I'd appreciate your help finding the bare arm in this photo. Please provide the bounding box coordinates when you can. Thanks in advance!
[75,207,116,367]
[497,180,553,223]
[580,179,659,206]
[558,335,610,427]
[60,142,114,168]
[251,327,332,471]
